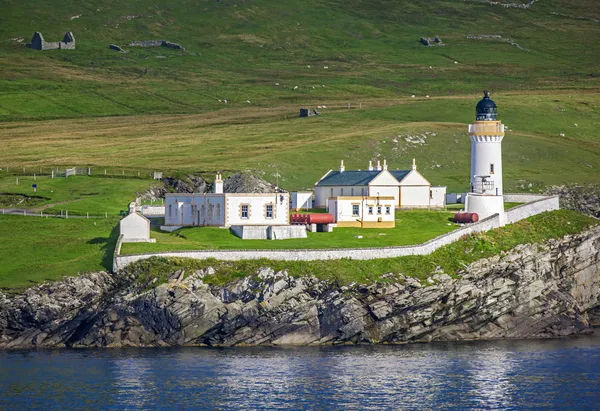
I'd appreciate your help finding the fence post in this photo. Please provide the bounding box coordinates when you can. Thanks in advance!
[87,212,89,219]
[105,212,107,219]
[105,169,107,175]
[88,167,91,176]
[52,170,55,179]
[66,210,68,219]
[23,210,26,216]
[16,177,18,185]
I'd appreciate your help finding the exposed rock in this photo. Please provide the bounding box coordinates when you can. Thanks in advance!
[223,172,278,193]
[1,226,600,349]
[128,40,185,51]
[545,185,600,218]
[420,36,444,46]
[109,44,126,52]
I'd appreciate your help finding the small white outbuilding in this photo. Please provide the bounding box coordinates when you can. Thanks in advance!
[120,203,154,243]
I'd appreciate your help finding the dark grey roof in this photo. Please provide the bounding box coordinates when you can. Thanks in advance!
[316,169,412,186]
[316,170,380,186]
[390,170,410,181]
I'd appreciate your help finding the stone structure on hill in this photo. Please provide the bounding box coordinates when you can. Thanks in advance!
[26,32,75,50]
[420,36,444,46]
[1,225,599,348]
[127,40,185,51]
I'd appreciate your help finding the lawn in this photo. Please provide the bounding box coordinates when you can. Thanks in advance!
[0,175,159,216]
[0,215,119,290]
[122,210,462,254]
[122,210,600,287]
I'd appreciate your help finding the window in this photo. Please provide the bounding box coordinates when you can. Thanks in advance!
[361,188,365,196]
[216,204,221,219]
[168,204,172,217]
[266,204,273,219]
[377,206,382,215]
[351,188,354,196]
[241,204,249,219]
[330,188,334,197]
[352,204,360,217]
[385,206,391,215]
[490,163,495,174]
[368,206,374,215]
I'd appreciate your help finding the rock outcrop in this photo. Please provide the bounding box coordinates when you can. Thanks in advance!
[547,185,600,219]
[1,226,599,349]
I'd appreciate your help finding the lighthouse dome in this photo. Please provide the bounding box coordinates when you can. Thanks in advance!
[476,90,497,121]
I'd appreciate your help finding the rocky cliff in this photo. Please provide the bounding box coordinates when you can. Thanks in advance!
[1,227,599,348]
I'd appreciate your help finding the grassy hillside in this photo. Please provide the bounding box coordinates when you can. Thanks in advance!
[0,0,598,121]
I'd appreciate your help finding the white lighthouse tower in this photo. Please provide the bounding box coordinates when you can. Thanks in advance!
[464,91,505,225]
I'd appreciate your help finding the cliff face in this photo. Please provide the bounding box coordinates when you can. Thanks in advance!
[1,227,599,349]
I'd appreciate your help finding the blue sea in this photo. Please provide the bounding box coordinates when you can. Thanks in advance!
[1,334,600,410]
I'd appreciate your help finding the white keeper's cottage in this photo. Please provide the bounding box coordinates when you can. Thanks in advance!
[163,174,290,228]
[314,159,446,209]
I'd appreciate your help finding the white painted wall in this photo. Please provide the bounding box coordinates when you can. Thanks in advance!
[315,186,368,208]
[328,196,395,224]
[291,192,313,210]
[430,186,447,208]
[400,186,430,208]
[368,185,398,206]
[114,195,561,271]
[226,193,289,226]
[120,213,150,241]
[468,123,504,195]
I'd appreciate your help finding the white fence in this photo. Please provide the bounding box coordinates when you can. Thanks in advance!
[113,195,561,272]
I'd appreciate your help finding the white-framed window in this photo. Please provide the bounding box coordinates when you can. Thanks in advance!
[241,204,249,219]
[266,204,273,219]
[341,188,344,196]
[368,206,374,215]
[352,204,360,216]
[385,206,391,215]
[490,163,495,174]
[377,206,382,215]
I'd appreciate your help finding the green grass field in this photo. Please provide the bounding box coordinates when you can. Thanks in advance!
[0,215,119,290]
[122,210,600,287]
[0,175,158,215]
[121,210,458,254]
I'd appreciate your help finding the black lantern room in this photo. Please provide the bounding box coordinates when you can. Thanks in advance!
[476,90,497,121]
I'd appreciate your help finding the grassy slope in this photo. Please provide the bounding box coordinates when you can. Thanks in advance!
[0,215,119,290]
[121,209,457,254]
[123,210,599,287]
[0,175,159,215]
[0,0,598,121]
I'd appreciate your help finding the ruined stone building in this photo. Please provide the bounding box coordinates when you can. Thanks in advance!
[26,32,75,50]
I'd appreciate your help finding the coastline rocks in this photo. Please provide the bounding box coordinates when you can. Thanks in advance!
[1,227,600,348]
[546,185,600,218]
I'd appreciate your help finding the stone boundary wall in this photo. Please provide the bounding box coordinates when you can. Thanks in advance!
[113,235,125,272]
[113,195,560,272]
[504,196,560,225]
[113,214,501,271]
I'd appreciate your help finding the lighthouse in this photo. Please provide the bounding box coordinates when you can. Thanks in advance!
[464,91,505,225]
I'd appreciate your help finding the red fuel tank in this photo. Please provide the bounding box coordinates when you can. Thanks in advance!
[454,212,479,223]
[290,213,334,224]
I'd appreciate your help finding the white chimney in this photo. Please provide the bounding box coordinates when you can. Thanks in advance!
[368,161,373,171]
[383,159,388,171]
[128,202,136,214]
[214,173,223,194]
[376,159,382,171]
[339,160,345,173]
[412,158,417,170]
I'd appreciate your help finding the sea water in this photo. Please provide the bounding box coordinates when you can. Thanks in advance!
[1,334,600,410]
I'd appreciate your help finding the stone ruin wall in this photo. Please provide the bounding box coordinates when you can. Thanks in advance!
[26,32,75,50]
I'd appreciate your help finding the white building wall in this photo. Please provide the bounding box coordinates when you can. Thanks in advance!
[430,187,447,208]
[316,186,367,208]
[291,192,313,210]
[120,213,150,241]
[400,186,431,208]
[367,185,398,205]
[226,194,289,226]
[328,197,395,225]
[468,130,504,195]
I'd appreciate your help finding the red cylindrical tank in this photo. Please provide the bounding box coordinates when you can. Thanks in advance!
[305,213,334,224]
[290,213,334,224]
[454,212,479,223]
